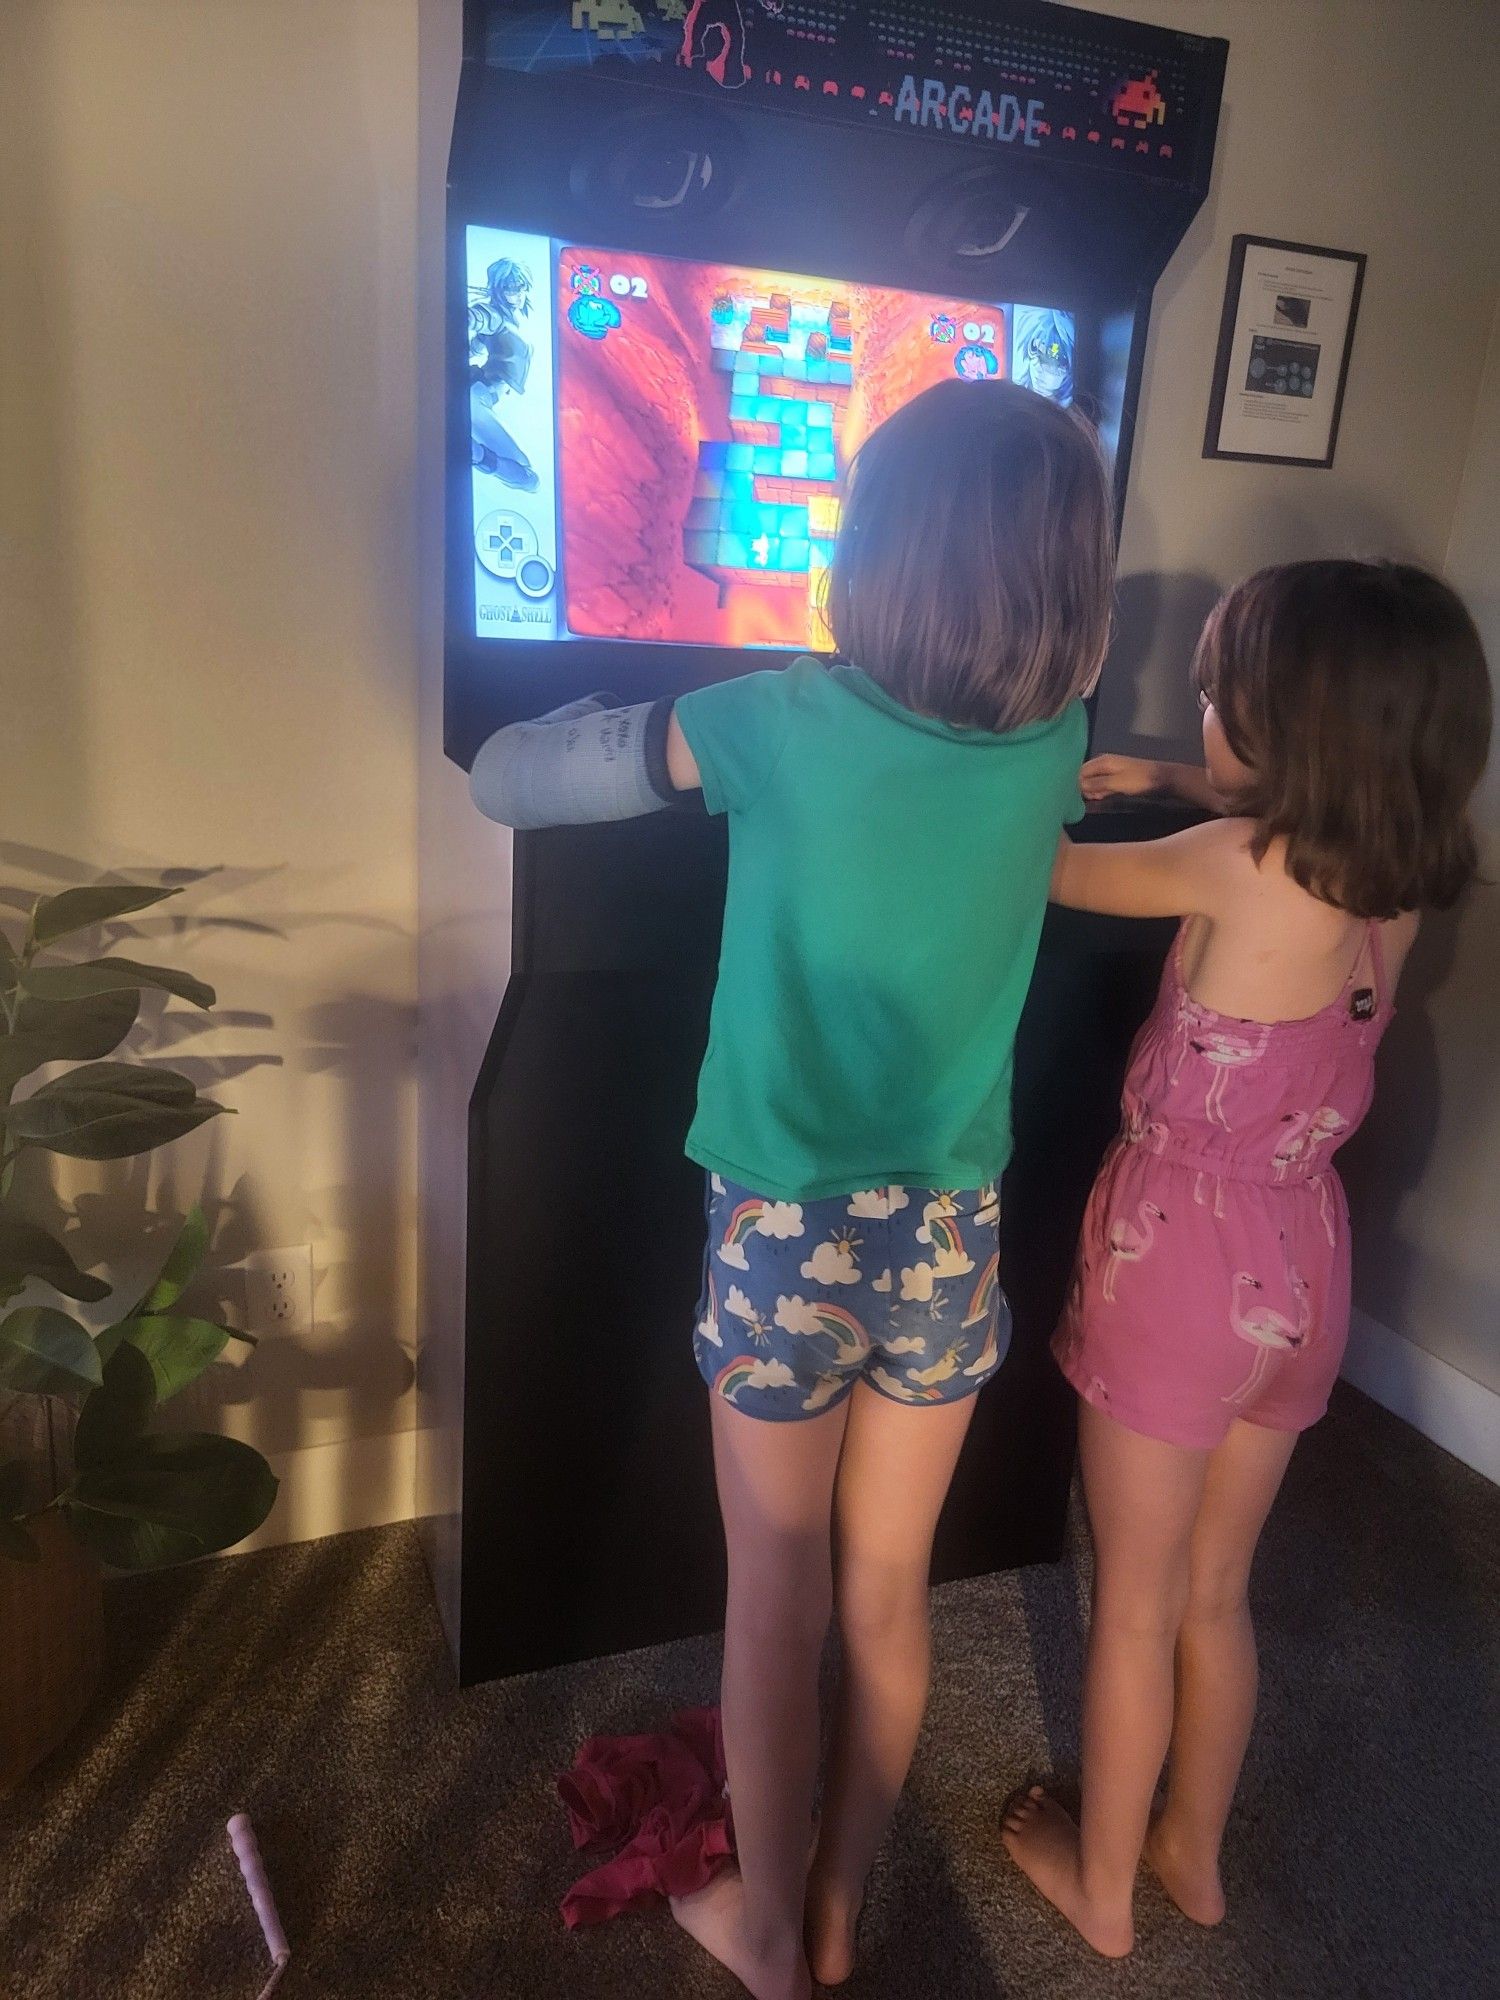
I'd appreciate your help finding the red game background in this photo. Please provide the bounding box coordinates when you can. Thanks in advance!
[557,247,1009,649]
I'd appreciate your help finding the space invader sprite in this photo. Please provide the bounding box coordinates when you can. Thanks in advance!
[1110,71,1167,128]
[571,0,645,39]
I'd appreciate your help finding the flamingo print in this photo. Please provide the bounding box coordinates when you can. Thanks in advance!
[1273,1105,1349,1179]
[1225,1268,1311,1405]
[1102,1200,1166,1304]
[1191,1030,1267,1128]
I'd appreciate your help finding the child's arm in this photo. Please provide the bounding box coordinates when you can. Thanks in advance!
[1081,753,1224,815]
[1050,818,1246,919]
[665,709,702,793]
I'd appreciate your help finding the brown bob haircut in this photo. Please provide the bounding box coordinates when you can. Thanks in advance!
[1193,560,1492,918]
[825,378,1115,733]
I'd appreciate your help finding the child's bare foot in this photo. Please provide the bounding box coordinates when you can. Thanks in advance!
[1144,1816,1226,1926]
[803,1871,862,1987]
[671,1869,813,2000]
[1001,1787,1134,1959]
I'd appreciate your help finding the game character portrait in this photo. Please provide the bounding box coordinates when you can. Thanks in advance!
[469,256,539,492]
[1011,306,1075,404]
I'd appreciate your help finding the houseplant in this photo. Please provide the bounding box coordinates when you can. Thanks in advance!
[0,878,278,1788]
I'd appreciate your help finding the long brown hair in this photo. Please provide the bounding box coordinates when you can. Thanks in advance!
[825,379,1115,733]
[1193,560,1492,916]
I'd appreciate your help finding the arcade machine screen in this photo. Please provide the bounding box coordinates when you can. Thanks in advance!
[465,225,1076,651]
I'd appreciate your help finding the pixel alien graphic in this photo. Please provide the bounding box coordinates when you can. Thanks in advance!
[1110,72,1167,128]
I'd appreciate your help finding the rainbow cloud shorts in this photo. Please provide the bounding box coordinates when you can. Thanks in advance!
[693,1175,1010,1422]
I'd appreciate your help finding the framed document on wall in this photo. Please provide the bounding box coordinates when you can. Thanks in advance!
[1204,236,1365,468]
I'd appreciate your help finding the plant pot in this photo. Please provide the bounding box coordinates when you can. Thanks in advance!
[0,1510,104,1794]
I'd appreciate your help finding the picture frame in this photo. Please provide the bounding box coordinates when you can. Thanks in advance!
[1203,234,1366,468]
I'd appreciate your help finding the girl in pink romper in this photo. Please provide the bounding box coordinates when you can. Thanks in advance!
[1001,560,1493,1960]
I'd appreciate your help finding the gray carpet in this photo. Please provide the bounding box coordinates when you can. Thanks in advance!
[3,1383,1497,2000]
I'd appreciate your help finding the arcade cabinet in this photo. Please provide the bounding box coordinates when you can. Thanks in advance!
[437,0,1226,1683]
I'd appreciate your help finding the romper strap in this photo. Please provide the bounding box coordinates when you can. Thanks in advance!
[1365,919,1388,1008]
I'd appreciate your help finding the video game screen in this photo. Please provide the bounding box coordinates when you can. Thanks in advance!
[464,225,1076,649]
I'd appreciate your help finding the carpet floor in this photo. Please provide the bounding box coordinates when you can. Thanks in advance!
[3,1383,1497,2000]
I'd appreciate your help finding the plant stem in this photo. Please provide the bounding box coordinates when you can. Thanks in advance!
[44,1394,59,1500]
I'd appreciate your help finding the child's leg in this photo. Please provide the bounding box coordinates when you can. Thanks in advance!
[672,1392,848,2000]
[805,1382,977,1985]
[1146,1417,1298,1924]
[1003,1401,1208,1957]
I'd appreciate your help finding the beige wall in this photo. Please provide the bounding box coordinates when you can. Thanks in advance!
[1,0,427,1547]
[1342,306,1500,1398]
[1089,0,1500,751]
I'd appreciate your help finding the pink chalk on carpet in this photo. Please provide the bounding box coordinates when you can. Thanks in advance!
[227,1812,290,1999]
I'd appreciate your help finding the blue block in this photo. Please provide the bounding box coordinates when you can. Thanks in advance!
[755,397,780,423]
[782,449,809,476]
[830,361,853,386]
[807,358,829,382]
[720,471,755,500]
[779,506,808,536]
[780,539,811,570]
[694,469,724,498]
[783,356,808,381]
[717,534,750,568]
[684,531,718,565]
[712,349,737,373]
[726,443,755,471]
[810,452,837,481]
[732,504,765,535]
[699,440,729,467]
[753,447,779,473]
[808,401,834,427]
[809,540,833,568]
[685,499,720,530]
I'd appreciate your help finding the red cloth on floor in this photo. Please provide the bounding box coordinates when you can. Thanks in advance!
[558,1705,734,1928]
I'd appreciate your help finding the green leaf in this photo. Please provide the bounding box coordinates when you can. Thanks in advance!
[0,1518,40,1563]
[0,1213,110,1305]
[3,1063,227,1160]
[0,1306,103,1393]
[29,883,181,950]
[121,1315,230,1403]
[22,957,215,1012]
[136,1205,210,1315]
[74,1341,157,1469]
[65,1432,278,1569]
[0,988,141,1097]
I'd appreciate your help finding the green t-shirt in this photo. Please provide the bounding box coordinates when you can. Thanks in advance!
[673,657,1086,1201]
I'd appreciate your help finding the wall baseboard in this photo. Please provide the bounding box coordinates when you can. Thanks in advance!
[226,1427,420,1556]
[1342,1310,1499,1485]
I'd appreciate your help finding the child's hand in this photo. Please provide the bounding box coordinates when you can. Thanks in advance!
[1080,754,1165,803]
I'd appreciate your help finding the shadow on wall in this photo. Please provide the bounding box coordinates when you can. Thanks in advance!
[1,845,415,1511]
[1095,568,1225,757]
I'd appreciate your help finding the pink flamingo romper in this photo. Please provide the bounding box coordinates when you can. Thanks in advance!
[1053,919,1393,1450]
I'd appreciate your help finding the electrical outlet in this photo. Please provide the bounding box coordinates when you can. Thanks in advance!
[243,1246,314,1337]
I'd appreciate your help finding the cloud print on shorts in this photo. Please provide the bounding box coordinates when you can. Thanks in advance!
[870,1365,927,1403]
[756,1201,805,1239]
[932,1245,974,1279]
[774,1295,825,1336]
[900,1263,936,1302]
[871,1269,893,1294]
[915,1194,959,1245]
[725,1285,758,1323]
[801,1240,861,1286]
[742,1358,796,1391]
[847,1187,909,1219]
[697,1303,721,1347]
[717,1241,750,1270]
[803,1374,847,1413]
[711,1173,726,1195]
[884,1334,927,1355]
